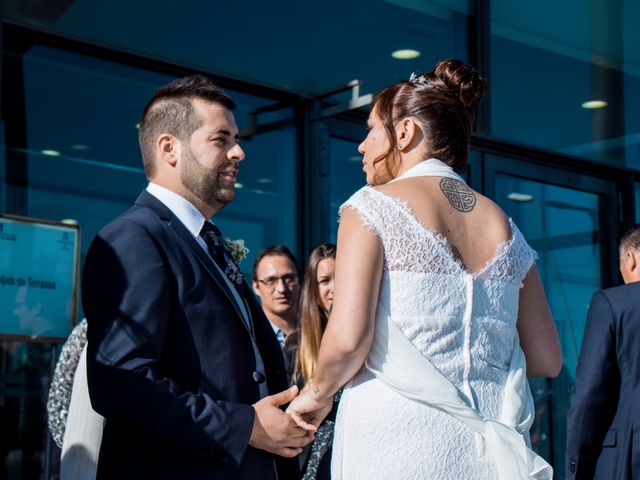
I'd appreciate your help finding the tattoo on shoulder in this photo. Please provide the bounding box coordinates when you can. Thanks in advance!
[439,178,476,213]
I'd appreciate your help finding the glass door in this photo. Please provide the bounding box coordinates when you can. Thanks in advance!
[485,154,620,478]
[324,118,368,243]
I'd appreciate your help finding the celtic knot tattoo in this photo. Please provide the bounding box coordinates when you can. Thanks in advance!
[439,178,476,212]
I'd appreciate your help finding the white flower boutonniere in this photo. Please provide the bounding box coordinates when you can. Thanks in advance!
[224,237,250,264]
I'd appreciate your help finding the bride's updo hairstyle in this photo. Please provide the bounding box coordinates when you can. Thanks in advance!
[373,59,487,179]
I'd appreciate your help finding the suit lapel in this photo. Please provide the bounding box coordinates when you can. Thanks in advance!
[135,191,254,337]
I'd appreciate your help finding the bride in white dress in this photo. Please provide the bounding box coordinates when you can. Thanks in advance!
[288,60,562,479]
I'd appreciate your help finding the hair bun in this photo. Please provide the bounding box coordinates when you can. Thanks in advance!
[433,59,487,108]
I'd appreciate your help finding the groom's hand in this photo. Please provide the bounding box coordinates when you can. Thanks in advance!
[249,385,315,457]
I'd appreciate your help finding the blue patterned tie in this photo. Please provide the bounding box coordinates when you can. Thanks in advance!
[199,222,244,293]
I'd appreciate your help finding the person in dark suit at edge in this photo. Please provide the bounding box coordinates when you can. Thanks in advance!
[566,224,640,479]
[81,75,312,480]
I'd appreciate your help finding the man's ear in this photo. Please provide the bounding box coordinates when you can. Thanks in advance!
[157,133,179,167]
[627,250,638,272]
[252,281,261,298]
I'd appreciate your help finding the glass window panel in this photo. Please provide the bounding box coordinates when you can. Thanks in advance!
[2,43,298,477]
[216,127,298,277]
[11,44,298,281]
[4,1,471,96]
[636,182,640,222]
[491,0,639,169]
[0,341,53,479]
[494,171,601,477]
[0,124,5,213]
[328,138,366,243]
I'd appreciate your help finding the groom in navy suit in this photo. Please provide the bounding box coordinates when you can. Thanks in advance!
[566,224,640,479]
[82,75,311,479]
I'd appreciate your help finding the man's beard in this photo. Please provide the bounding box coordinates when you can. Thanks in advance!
[180,147,235,209]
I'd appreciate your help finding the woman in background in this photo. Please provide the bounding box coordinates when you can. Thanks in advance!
[294,243,336,480]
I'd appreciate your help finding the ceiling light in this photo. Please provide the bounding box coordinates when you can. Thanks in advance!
[234,182,243,189]
[61,218,79,225]
[41,149,61,157]
[508,192,534,202]
[581,100,608,109]
[350,156,362,163]
[135,123,140,129]
[257,178,273,184]
[70,144,90,151]
[391,49,421,60]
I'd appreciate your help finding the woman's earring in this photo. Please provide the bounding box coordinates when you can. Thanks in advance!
[397,144,404,150]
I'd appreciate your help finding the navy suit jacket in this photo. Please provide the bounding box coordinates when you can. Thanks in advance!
[82,191,297,479]
[566,282,640,479]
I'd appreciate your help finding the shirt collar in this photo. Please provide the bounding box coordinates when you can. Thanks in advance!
[146,183,207,237]
[270,323,286,346]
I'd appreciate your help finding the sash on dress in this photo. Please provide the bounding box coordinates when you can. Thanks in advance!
[365,158,553,480]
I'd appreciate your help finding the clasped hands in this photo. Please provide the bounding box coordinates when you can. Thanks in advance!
[249,384,333,458]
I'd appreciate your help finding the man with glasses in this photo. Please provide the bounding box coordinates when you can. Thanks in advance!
[252,246,300,348]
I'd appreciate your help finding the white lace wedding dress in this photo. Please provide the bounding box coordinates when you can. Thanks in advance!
[331,183,541,480]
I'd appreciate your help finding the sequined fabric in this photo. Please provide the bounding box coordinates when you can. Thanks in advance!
[46,319,88,448]
[301,390,342,480]
[302,419,335,480]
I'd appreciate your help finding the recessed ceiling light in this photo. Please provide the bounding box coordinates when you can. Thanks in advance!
[391,49,421,60]
[256,178,273,184]
[234,182,243,189]
[41,149,61,157]
[70,144,90,151]
[135,123,140,129]
[507,192,534,202]
[350,156,362,163]
[581,100,608,109]
[61,218,78,225]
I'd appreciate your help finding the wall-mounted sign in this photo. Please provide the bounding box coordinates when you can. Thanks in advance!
[0,214,80,343]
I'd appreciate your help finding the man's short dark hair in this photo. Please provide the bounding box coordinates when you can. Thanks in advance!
[252,246,298,282]
[620,224,640,257]
[138,74,236,178]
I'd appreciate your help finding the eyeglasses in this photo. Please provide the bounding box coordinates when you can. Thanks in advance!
[257,274,299,288]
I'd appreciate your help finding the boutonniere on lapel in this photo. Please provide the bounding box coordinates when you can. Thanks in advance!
[223,238,250,264]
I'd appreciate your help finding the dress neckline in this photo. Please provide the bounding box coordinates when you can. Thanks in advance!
[364,186,517,279]
[388,158,465,184]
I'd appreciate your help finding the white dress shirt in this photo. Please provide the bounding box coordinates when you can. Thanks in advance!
[146,183,249,322]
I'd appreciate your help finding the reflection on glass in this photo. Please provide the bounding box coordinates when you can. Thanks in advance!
[216,127,298,278]
[15,44,297,285]
[328,138,366,242]
[635,182,640,223]
[495,173,601,478]
[491,0,639,169]
[4,2,472,97]
[4,43,299,478]
[0,341,53,478]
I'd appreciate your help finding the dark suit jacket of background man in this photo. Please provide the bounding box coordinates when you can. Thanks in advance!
[82,190,297,480]
[566,281,640,479]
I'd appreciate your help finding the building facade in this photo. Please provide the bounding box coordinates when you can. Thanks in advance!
[0,0,638,477]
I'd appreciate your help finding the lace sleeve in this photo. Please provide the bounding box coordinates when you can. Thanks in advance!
[338,187,385,240]
[510,223,539,286]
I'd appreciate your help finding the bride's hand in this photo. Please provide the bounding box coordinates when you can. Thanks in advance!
[286,384,333,432]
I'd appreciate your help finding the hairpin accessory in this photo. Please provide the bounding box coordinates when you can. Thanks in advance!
[409,72,429,86]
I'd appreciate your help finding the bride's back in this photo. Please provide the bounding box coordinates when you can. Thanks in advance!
[376,176,510,275]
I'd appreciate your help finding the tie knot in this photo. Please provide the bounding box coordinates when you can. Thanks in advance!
[200,222,223,248]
